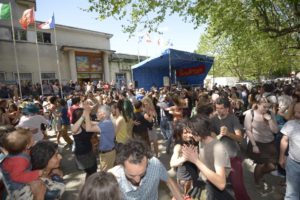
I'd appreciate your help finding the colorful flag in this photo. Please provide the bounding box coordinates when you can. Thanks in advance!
[145,33,152,43]
[0,3,10,20]
[138,35,144,43]
[38,14,55,29]
[19,8,34,29]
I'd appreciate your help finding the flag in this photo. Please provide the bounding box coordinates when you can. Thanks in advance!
[38,14,55,29]
[145,33,152,43]
[0,3,10,20]
[19,8,34,29]
[138,35,144,43]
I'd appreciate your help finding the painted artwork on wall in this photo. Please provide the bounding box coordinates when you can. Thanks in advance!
[76,56,89,72]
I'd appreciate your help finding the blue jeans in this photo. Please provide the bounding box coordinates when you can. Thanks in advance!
[285,156,300,200]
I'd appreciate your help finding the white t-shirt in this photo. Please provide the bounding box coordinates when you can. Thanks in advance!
[17,115,48,142]
[281,120,300,162]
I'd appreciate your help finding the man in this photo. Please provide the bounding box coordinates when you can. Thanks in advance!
[108,139,183,200]
[279,102,300,200]
[83,104,116,171]
[182,116,234,199]
[210,97,250,200]
[157,94,173,153]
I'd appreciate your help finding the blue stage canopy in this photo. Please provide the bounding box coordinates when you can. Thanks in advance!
[131,48,214,90]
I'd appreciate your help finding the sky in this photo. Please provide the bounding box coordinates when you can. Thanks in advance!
[35,0,206,57]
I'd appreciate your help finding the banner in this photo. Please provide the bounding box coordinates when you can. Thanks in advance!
[176,65,205,77]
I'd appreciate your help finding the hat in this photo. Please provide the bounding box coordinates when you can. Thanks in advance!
[22,103,39,115]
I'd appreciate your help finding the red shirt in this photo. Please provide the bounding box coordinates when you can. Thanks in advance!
[68,104,80,123]
[2,155,40,183]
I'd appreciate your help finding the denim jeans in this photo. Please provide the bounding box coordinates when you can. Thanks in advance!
[285,156,300,200]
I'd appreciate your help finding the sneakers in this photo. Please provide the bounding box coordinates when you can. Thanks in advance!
[256,181,274,197]
[270,170,285,178]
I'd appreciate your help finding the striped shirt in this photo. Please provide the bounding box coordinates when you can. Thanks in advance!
[109,157,168,200]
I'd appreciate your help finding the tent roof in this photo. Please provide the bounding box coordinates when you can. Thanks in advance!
[131,48,214,70]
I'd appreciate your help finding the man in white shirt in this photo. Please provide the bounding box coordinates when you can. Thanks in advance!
[279,102,300,200]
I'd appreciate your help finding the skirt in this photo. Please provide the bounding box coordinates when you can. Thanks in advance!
[247,141,276,164]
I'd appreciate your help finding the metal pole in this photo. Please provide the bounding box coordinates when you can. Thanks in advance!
[168,49,171,87]
[9,2,22,99]
[34,21,44,95]
[53,14,63,98]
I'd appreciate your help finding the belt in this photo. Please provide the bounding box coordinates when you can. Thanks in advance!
[99,148,115,154]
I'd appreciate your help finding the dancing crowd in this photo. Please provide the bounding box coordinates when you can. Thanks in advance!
[0,79,299,200]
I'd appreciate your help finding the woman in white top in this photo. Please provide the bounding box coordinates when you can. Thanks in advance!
[244,97,279,187]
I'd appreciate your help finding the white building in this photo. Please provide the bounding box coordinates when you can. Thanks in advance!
[0,0,146,87]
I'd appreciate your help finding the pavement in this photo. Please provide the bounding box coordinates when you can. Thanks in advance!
[47,128,286,200]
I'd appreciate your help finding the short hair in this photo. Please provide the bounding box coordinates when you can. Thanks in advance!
[215,97,231,108]
[72,108,83,124]
[3,128,32,154]
[133,101,142,110]
[116,139,153,165]
[187,116,211,138]
[31,140,58,170]
[0,125,15,148]
[78,172,121,200]
[72,97,81,105]
[98,105,111,120]
[196,104,214,117]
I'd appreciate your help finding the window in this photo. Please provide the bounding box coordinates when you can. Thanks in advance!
[0,73,5,82]
[14,29,27,41]
[41,73,56,80]
[37,32,51,43]
[0,27,11,40]
[41,73,56,83]
[14,73,32,81]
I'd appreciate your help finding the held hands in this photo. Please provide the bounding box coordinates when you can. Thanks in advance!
[182,145,199,164]
[220,126,228,136]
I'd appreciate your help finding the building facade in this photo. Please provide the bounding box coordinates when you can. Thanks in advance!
[0,0,145,88]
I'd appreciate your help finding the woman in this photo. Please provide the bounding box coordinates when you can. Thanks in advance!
[0,107,10,126]
[141,96,159,157]
[30,140,65,200]
[170,120,200,199]
[71,108,97,179]
[244,97,279,191]
[111,100,128,150]
[7,103,20,126]
[78,171,121,200]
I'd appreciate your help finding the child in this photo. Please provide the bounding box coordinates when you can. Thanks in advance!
[1,128,46,200]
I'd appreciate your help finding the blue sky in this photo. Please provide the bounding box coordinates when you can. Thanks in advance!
[35,0,206,56]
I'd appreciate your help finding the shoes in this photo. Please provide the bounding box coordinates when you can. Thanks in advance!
[258,182,274,197]
[270,170,285,178]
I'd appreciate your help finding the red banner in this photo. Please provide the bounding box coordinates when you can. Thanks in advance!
[176,65,205,77]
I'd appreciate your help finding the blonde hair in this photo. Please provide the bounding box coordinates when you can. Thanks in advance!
[3,128,32,154]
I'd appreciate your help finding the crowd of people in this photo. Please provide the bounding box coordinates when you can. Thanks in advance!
[0,78,299,200]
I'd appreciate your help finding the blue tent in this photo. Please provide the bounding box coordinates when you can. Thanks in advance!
[132,48,214,90]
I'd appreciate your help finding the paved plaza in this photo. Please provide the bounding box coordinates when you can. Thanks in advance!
[49,128,285,200]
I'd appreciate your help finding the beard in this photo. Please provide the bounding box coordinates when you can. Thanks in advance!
[125,176,140,186]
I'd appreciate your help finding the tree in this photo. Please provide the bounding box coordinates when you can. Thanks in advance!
[85,0,300,79]
[85,0,300,49]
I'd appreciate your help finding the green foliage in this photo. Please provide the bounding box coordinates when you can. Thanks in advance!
[85,0,300,78]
